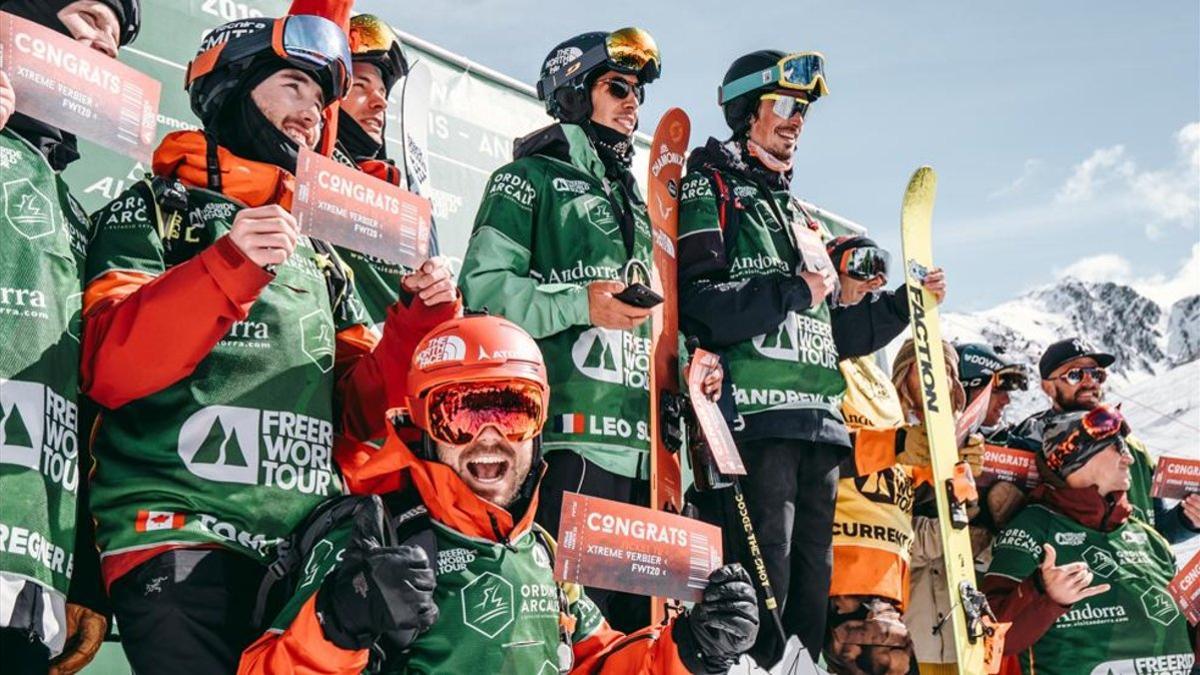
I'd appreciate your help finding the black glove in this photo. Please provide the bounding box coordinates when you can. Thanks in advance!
[316,542,439,651]
[673,564,759,674]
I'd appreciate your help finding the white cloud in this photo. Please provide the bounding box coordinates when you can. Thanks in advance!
[1054,253,1135,284]
[953,122,1200,242]
[1054,243,1200,308]
[1056,145,1134,203]
[988,158,1043,200]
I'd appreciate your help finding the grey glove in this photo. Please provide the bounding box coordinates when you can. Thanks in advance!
[673,564,760,674]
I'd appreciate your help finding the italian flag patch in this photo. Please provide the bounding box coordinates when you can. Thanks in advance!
[135,510,185,532]
[553,413,586,434]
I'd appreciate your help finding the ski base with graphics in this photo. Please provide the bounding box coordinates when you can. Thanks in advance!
[900,166,1003,674]
[647,108,690,626]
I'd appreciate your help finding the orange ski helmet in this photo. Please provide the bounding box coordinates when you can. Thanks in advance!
[406,314,549,442]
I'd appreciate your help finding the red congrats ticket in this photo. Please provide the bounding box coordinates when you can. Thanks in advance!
[293,149,432,268]
[688,348,745,475]
[554,492,722,602]
[976,445,1040,490]
[1150,456,1200,500]
[1167,552,1200,625]
[0,11,160,161]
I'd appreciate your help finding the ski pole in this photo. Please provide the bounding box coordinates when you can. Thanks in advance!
[730,476,788,645]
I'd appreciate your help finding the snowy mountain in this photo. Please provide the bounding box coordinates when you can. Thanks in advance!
[938,276,1199,460]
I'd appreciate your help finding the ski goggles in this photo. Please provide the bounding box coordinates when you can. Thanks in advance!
[424,381,547,446]
[349,14,408,76]
[538,27,661,98]
[1055,366,1107,386]
[993,367,1029,392]
[719,52,829,104]
[1044,405,1130,473]
[834,245,891,281]
[597,77,645,103]
[760,93,810,120]
[189,15,353,101]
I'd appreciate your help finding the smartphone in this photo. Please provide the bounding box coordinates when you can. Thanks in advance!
[613,282,663,308]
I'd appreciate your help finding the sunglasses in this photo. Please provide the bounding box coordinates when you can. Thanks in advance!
[761,93,810,120]
[1055,367,1107,386]
[424,381,546,446]
[596,77,645,103]
[993,370,1028,392]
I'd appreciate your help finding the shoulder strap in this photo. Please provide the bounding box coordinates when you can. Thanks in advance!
[251,494,385,630]
[707,168,743,261]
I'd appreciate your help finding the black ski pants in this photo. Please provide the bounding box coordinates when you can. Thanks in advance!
[109,549,267,674]
[535,449,650,634]
[1,627,50,674]
[693,437,842,669]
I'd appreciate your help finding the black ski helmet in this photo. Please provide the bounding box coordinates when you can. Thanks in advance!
[720,49,828,135]
[349,13,409,95]
[185,15,352,130]
[2,0,141,46]
[536,27,661,123]
[956,343,1007,392]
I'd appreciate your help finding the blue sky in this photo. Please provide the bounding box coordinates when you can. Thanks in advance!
[359,0,1199,311]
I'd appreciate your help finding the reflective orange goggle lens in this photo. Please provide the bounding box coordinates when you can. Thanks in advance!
[607,27,660,77]
[349,14,400,55]
[426,381,546,446]
[1081,405,1125,441]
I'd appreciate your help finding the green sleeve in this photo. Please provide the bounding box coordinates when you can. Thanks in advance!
[1125,435,1155,522]
[459,161,589,339]
[567,584,606,643]
[678,172,721,240]
[987,507,1050,583]
[86,181,165,282]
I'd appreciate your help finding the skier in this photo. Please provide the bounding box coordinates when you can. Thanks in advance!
[335,12,442,333]
[80,9,455,671]
[0,1,139,673]
[954,342,1029,444]
[885,339,987,675]
[1011,338,1199,543]
[823,237,931,674]
[458,27,722,631]
[239,314,759,675]
[955,343,1031,534]
[984,405,1195,674]
[674,53,944,666]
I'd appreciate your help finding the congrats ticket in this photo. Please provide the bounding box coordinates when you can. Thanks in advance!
[293,149,433,268]
[1150,456,1200,501]
[554,492,722,602]
[0,11,160,161]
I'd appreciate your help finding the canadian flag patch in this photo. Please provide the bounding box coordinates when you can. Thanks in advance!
[135,510,185,532]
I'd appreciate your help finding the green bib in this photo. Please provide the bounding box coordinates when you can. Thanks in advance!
[678,170,845,419]
[462,125,653,479]
[270,511,604,674]
[989,504,1193,674]
[85,185,363,564]
[0,129,89,602]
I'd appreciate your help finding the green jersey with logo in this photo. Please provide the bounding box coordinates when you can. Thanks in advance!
[85,185,367,566]
[459,125,653,479]
[0,129,89,651]
[269,506,605,674]
[677,170,845,420]
[988,504,1193,675]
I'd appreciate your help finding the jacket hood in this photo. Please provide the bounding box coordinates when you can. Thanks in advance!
[343,427,542,544]
[153,130,295,209]
[1028,483,1132,532]
[513,122,607,181]
[686,136,790,189]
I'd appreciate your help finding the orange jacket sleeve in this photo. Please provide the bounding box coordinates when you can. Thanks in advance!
[570,620,691,675]
[334,293,462,443]
[238,596,368,675]
[849,426,901,477]
[82,235,273,409]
